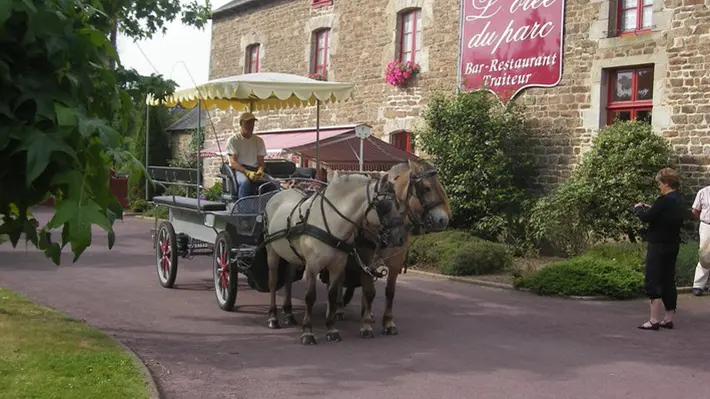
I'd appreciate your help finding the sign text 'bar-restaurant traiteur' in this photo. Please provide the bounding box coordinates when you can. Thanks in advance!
[458,0,566,103]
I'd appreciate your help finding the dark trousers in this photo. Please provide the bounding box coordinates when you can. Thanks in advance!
[644,242,679,311]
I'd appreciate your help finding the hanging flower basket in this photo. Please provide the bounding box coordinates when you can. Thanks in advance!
[309,72,327,81]
[385,60,420,87]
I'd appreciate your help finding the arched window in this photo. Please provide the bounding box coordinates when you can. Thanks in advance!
[397,8,422,63]
[310,29,330,79]
[245,43,260,73]
[391,131,414,153]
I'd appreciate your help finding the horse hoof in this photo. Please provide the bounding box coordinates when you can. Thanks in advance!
[334,313,345,321]
[383,326,399,336]
[300,334,317,345]
[267,319,281,329]
[283,314,298,326]
[360,329,375,339]
[325,331,342,342]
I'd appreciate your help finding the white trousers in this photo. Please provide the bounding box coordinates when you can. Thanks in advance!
[693,222,710,289]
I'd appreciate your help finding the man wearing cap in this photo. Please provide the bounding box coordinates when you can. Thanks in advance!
[227,112,267,199]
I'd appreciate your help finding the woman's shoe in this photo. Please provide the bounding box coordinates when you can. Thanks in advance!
[637,321,660,330]
[660,321,674,329]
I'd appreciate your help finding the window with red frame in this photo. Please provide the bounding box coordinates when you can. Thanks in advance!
[606,66,654,125]
[617,0,653,34]
[245,44,260,73]
[397,8,422,63]
[311,0,332,8]
[391,131,415,153]
[311,29,329,78]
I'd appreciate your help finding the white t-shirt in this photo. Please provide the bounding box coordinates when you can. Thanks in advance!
[226,133,266,168]
[692,186,710,224]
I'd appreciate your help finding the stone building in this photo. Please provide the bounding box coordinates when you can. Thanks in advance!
[207,0,710,190]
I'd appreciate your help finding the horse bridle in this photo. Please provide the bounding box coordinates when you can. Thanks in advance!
[401,167,445,233]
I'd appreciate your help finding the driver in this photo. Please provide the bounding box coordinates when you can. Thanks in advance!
[227,112,268,198]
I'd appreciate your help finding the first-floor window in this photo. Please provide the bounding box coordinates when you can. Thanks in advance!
[245,44,260,73]
[311,29,330,78]
[391,131,414,153]
[606,65,654,125]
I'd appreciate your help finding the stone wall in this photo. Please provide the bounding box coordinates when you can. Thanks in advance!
[209,0,710,191]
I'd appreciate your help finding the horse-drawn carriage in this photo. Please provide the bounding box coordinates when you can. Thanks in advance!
[146,72,451,344]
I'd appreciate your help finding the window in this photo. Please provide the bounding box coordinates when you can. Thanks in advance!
[311,29,330,78]
[245,44,260,73]
[606,66,653,125]
[617,0,653,34]
[311,0,332,8]
[397,9,422,63]
[391,131,415,153]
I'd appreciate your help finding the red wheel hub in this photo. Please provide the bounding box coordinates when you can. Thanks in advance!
[218,244,229,290]
[159,235,171,274]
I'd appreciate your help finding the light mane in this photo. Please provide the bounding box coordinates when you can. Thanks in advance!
[325,172,373,194]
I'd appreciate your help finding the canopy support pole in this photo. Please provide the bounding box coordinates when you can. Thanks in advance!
[196,99,202,209]
[145,101,150,201]
[316,100,321,177]
[359,137,364,172]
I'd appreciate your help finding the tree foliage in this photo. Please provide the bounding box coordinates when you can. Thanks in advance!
[416,91,539,244]
[104,0,211,42]
[0,0,185,265]
[529,121,677,255]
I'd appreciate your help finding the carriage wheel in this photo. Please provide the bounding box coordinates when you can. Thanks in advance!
[156,221,178,288]
[213,231,238,311]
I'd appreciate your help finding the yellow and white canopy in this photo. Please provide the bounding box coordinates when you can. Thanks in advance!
[145,72,356,111]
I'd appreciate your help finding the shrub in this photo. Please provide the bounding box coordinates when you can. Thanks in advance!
[583,242,645,272]
[415,91,539,245]
[407,230,513,276]
[530,121,676,255]
[676,242,699,286]
[514,256,645,299]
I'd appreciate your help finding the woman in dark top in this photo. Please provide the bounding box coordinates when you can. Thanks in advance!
[633,167,687,331]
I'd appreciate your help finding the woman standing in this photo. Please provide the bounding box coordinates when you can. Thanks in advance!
[633,168,687,331]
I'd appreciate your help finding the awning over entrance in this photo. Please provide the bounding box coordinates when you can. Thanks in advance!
[200,124,419,170]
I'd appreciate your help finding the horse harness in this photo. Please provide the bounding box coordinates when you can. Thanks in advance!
[357,167,445,274]
[261,178,403,278]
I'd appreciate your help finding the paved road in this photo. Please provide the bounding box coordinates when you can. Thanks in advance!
[2,210,710,399]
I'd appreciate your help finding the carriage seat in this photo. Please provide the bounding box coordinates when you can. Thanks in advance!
[292,167,317,179]
[152,195,226,211]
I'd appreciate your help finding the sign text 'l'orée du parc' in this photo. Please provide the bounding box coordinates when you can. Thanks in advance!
[458,0,565,103]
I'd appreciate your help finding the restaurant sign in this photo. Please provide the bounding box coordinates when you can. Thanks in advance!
[458,0,565,103]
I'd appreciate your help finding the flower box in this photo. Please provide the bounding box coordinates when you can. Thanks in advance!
[385,60,420,87]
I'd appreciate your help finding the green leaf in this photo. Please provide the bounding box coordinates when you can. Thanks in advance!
[0,0,11,25]
[16,128,77,185]
[55,103,77,127]
[38,229,61,265]
[48,198,115,262]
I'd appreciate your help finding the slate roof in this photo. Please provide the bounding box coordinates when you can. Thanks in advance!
[165,108,210,132]
[213,0,290,18]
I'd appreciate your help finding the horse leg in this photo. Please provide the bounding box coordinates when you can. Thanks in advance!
[300,268,318,345]
[266,248,281,330]
[325,266,346,342]
[281,263,297,326]
[359,271,376,339]
[343,286,356,307]
[382,265,401,336]
[334,282,345,321]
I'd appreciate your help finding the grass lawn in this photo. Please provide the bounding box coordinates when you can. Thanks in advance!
[0,288,150,399]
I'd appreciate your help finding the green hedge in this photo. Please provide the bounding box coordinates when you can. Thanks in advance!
[407,230,513,276]
[514,256,645,299]
[514,242,701,299]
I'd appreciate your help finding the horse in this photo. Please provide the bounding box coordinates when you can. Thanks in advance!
[331,159,451,337]
[262,172,408,345]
